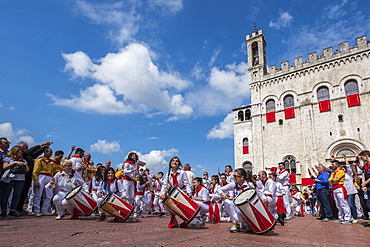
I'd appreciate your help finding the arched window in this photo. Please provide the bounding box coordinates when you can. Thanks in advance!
[265,99,276,123]
[284,157,296,174]
[266,99,275,112]
[245,109,251,120]
[338,114,343,123]
[242,138,249,154]
[344,80,359,95]
[344,80,361,107]
[238,111,244,122]
[283,95,295,119]
[317,86,331,112]
[252,42,259,66]
[243,162,252,172]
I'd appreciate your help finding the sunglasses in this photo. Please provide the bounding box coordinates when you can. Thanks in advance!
[233,175,241,178]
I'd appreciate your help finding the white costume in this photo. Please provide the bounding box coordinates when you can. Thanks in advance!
[261,178,277,219]
[219,181,254,225]
[193,186,210,216]
[153,178,165,213]
[135,182,149,215]
[122,160,138,205]
[277,169,291,217]
[47,170,88,218]
[97,178,127,215]
[70,155,83,176]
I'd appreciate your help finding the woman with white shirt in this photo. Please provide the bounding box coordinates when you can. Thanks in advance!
[343,154,358,223]
[219,168,254,233]
[189,177,210,224]
[160,157,192,228]
[122,152,139,205]
[47,159,88,220]
[96,167,127,222]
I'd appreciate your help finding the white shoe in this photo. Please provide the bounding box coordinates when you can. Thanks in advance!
[341,221,351,224]
[90,213,96,218]
[55,215,64,220]
[140,214,147,218]
[41,211,53,216]
[352,219,358,224]
[133,213,138,218]
[35,212,42,217]
[191,219,204,226]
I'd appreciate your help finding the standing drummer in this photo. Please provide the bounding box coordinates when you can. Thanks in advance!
[219,168,254,233]
[46,159,88,220]
[160,157,192,228]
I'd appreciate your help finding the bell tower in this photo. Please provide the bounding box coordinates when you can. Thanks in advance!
[246,29,267,83]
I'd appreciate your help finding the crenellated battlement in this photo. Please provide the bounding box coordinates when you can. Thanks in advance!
[260,35,369,81]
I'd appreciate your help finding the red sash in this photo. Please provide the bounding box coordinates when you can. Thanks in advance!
[332,184,348,199]
[123,175,134,182]
[206,201,221,223]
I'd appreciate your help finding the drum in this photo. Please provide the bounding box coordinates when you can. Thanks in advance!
[65,186,98,216]
[234,188,276,234]
[100,193,134,222]
[162,186,200,224]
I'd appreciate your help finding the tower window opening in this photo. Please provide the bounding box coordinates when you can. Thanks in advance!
[338,115,343,122]
[251,42,259,66]
[238,111,244,122]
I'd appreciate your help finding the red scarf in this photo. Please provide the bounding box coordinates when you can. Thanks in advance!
[171,172,179,186]
[193,185,205,196]
[106,178,116,189]
[72,155,81,159]
[235,183,247,191]
[184,169,190,171]
[125,160,135,164]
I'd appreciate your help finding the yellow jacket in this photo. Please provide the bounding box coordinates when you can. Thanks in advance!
[51,158,63,175]
[115,169,124,179]
[32,157,54,184]
[328,167,345,185]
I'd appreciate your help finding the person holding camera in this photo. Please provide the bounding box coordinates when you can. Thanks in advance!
[1,145,29,217]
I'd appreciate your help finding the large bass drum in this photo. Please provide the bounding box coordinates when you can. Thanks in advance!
[100,193,134,222]
[163,186,200,224]
[234,188,276,234]
[65,186,98,216]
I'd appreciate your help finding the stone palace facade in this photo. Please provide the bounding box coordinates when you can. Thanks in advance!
[233,29,370,186]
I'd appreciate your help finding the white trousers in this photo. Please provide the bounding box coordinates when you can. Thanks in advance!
[153,192,164,212]
[53,191,73,217]
[333,187,351,221]
[134,195,149,213]
[122,180,135,205]
[282,186,292,216]
[33,175,53,213]
[223,199,246,224]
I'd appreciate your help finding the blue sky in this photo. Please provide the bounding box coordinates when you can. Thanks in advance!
[1,0,369,176]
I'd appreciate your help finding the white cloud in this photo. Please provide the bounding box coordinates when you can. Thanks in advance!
[206,112,234,139]
[282,5,370,63]
[146,137,160,140]
[0,122,36,146]
[208,47,222,67]
[189,62,250,116]
[149,0,183,15]
[269,11,293,29]
[130,148,178,174]
[75,0,141,45]
[324,0,349,20]
[90,139,122,154]
[49,43,193,118]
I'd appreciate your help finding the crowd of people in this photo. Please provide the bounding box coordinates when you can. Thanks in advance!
[1,136,370,233]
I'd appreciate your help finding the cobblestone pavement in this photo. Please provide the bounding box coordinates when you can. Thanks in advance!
[0,213,368,246]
